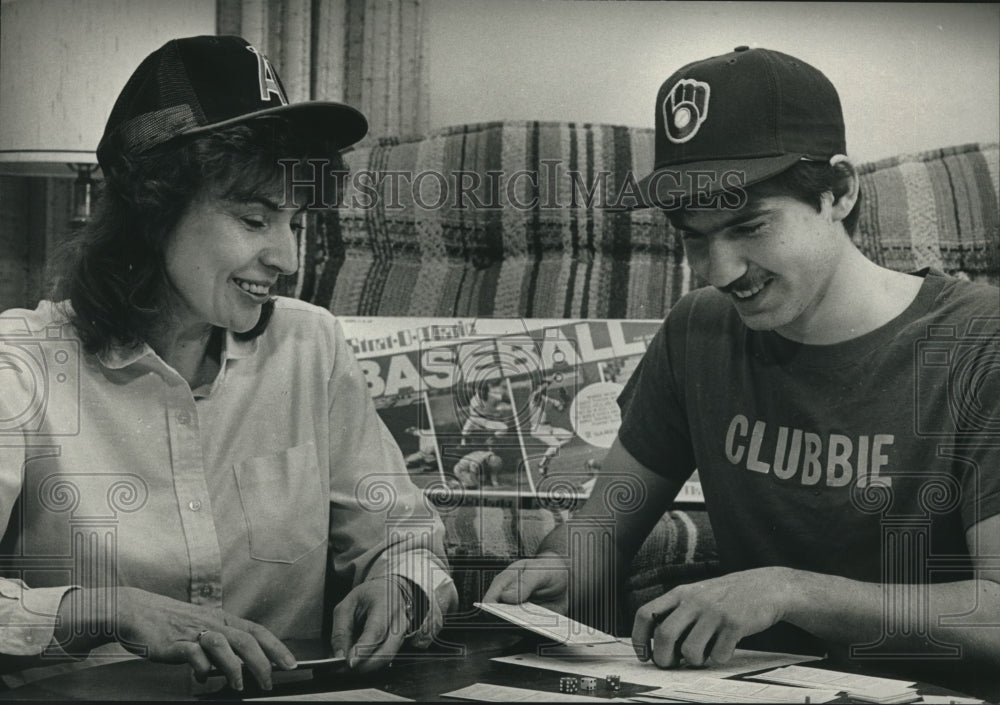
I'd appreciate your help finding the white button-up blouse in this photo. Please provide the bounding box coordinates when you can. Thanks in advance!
[0,298,456,665]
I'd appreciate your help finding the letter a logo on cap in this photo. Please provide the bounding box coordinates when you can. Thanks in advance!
[246,45,288,105]
[663,79,710,144]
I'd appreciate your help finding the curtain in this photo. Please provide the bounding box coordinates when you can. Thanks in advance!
[216,0,429,141]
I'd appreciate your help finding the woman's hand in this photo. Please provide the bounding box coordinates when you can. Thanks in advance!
[58,587,296,691]
[330,576,415,673]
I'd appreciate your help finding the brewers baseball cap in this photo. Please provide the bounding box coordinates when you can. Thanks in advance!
[635,46,845,209]
[96,35,368,172]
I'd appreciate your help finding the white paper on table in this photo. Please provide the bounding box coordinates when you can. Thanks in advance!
[752,665,916,693]
[916,697,988,704]
[474,601,618,646]
[537,637,640,660]
[643,677,840,703]
[441,683,609,702]
[245,688,413,701]
[492,640,819,689]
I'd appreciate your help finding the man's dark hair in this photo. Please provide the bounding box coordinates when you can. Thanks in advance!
[666,159,863,236]
[754,159,863,235]
[51,116,344,356]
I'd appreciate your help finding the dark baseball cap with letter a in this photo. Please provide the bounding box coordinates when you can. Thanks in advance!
[96,35,368,172]
[636,46,846,209]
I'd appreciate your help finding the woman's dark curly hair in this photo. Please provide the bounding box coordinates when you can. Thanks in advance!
[51,117,343,356]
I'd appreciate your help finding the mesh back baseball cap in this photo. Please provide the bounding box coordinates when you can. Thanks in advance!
[635,46,845,209]
[96,35,368,172]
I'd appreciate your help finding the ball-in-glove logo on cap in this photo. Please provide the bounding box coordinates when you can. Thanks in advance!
[663,78,710,144]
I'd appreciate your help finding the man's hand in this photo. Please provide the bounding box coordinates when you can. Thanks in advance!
[63,587,297,691]
[631,567,793,668]
[481,554,570,614]
[330,577,412,673]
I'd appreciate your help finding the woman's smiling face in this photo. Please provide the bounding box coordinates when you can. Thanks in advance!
[162,187,303,335]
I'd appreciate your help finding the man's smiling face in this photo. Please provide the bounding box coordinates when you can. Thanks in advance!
[673,189,849,340]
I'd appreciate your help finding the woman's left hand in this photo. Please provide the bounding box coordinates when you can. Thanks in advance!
[330,577,413,673]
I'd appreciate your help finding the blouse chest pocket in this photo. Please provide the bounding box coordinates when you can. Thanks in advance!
[233,442,328,563]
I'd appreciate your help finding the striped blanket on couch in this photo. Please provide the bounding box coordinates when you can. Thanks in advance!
[290,124,997,316]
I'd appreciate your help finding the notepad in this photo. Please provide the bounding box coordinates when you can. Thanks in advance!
[752,665,920,704]
[206,638,345,677]
[442,683,608,702]
[247,688,412,701]
[474,601,618,646]
[641,677,840,703]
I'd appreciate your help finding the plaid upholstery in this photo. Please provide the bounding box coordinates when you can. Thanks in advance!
[290,122,999,314]
[855,143,999,283]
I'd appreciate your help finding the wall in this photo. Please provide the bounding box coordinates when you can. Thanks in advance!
[1,0,218,165]
[0,0,216,311]
[424,0,1000,163]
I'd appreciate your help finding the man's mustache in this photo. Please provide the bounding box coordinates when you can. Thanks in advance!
[719,270,772,294]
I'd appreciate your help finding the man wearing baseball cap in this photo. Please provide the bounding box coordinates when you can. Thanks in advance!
[0,36,456,690]
[486,47,1000,677]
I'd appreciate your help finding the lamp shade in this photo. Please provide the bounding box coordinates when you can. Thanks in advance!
[0,0,216,177]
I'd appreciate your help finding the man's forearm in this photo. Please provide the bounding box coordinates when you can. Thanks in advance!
[783,569,1000,663]
[535,440,683,631]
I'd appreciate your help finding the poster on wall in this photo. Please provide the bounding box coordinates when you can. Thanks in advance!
[340,317,704,505]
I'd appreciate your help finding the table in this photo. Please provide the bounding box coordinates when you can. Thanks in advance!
[1,625,996,702]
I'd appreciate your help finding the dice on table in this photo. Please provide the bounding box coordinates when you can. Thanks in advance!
[605,674,621,690]
[559,676,579,693]
[580,676,597,691]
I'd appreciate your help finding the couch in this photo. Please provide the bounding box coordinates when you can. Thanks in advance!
[286,122,999,630]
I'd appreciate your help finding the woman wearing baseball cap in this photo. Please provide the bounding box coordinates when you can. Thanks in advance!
[0,36,456,691]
